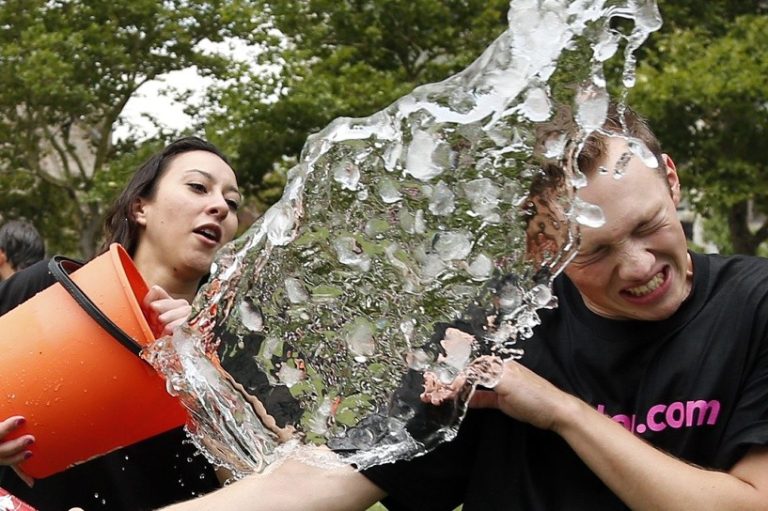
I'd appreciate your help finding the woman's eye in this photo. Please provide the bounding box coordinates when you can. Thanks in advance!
[226,199,240,212]
[188,182,207,193]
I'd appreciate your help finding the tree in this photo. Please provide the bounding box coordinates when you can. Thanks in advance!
[0,0,260,258]
[630,2,768,254]
[202,0,510,205]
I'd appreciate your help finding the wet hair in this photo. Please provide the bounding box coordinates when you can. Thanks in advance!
[525,102,664,234]
[0,220,45,270]
[577,103,664,176]
[101,136,233,256]
[535,102,664,178]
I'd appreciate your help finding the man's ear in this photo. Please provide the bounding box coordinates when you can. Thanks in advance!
[0,249,6,267]
[132,197,149,227]
[662,154,681,206]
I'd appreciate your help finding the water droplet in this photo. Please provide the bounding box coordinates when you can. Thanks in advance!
[263,203,296,246]
[333,161,361,191]
[377,178,402,203]
[333,237,371,272]
[529,284,553,307]
[575,83,609,131]
[627,137,659,169]
[277,364,303,388]
[498,288,523,311]
[463,178,501,219]
[518,85,551,122]
[398,208,426,235]
[428,181,455,216]
[543,133,567,159]
[432,231,473,261]
[405,130,448,181]
[613,150,633,178]
[572,197,605,228]
[593,29,620,62]
[467,254,493,280]
[345,319,376,358]
[284,277,309,304]
[238,300,264,332]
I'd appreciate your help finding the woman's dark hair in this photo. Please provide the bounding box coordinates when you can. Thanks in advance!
[101,136,232,256]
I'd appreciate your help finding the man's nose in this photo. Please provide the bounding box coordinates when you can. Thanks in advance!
[617,241,654,281]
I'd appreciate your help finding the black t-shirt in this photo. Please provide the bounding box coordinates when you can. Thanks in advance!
[364,252,768,510]
[0,259,220,510]
[0,259,54,316]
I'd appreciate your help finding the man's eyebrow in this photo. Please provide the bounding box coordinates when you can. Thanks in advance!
[185,169,242,198]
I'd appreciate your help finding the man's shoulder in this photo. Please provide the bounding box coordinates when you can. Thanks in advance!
[694,251,768,279]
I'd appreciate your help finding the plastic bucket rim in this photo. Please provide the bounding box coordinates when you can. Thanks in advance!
[108,243,156,346]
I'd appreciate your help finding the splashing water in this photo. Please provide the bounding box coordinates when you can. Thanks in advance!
[145,0,661,477]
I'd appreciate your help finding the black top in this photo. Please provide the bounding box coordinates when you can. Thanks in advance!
[0,259,220,510]
[363,252,768,510]
[0,259,53,316]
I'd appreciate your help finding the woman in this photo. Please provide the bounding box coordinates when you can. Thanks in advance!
[0,136,241,510]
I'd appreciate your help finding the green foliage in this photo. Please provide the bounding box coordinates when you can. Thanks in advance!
[630,3,768,254]
[204,0,509,204]
[0,0,261,258]
[4,0,764,258]
[0,171,78,255]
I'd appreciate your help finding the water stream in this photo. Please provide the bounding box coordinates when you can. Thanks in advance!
[144,0,662,477]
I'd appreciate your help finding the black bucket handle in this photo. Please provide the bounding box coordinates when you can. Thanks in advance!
[48,255,143,358]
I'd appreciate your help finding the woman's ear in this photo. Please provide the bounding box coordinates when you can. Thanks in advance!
[132,197,149,227]
[662,153,681,205]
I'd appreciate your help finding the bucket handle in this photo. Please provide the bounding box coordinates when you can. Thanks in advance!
[48,255,143,358]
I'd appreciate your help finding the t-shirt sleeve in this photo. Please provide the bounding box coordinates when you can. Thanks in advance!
[717,324,768,468]
[361,409,485,511]
[0,259,56,316]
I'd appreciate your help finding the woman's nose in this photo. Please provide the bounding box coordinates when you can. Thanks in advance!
[206,194,230,219]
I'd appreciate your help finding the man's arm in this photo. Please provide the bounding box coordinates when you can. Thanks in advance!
[472,361,768,511]
[160,457,386,511]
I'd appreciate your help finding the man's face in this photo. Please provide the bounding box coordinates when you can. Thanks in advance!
[564,137,692,321]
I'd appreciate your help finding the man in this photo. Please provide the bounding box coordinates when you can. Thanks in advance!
[160,106,768,510]
[0,220,45,280]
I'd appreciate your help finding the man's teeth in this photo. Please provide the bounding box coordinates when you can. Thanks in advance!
[626,272,664,297]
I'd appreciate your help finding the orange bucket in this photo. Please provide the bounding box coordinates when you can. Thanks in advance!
[0,243,187,479]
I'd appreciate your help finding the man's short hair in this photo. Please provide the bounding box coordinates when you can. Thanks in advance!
[0,220,45,271]
[535,102,664,178]
[577,103,664,176]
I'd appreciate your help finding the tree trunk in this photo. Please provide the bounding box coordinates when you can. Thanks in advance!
[78,202,103,260]
[727,201,759,255]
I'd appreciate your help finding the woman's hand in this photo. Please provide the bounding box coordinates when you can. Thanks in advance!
[142,285,192,337]
[0,416,34,466]
[0,415,35,486]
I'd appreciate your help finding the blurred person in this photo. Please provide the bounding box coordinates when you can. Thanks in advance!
[0,220,45,280]
[0,136,241,510]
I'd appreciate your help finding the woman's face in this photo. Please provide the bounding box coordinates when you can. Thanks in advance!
[133,150,240,282]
